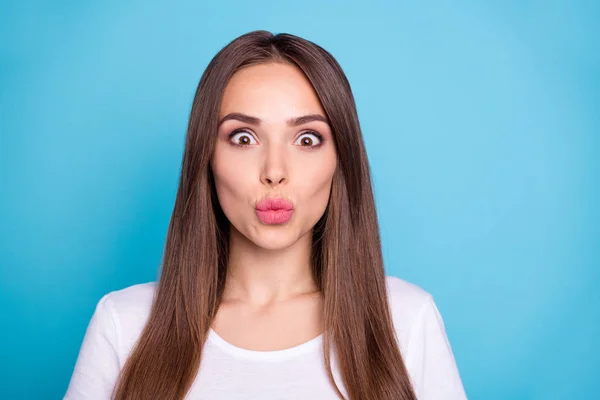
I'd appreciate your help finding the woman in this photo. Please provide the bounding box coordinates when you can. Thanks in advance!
[64,30,467,400]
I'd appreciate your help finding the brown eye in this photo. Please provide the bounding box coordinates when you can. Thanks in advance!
[229,131,257,147]
[301,137,313,146]
[295,132,322,147]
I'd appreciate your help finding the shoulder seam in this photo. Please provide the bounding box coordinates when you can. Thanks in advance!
[403,293,434,354]
[100,293,120,359]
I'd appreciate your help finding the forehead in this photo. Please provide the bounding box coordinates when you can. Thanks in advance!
[219,62,326,121]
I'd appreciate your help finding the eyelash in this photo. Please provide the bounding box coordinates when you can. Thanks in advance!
[227,128,324,149]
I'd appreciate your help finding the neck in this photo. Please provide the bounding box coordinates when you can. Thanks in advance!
[223,225,318,306]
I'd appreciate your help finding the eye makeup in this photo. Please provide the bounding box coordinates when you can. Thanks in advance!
[226,128,325,149]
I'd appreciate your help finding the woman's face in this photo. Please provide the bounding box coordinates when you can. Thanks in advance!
[210,62,337,250]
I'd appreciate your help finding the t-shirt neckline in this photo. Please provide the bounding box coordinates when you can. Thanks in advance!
[207,328,323,361]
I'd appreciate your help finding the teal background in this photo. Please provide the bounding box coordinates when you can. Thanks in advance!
[1,1,598,398]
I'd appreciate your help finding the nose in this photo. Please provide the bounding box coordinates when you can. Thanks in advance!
[260,143,287,186]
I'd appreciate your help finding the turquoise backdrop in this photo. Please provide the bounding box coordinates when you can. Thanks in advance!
[1,1,598,399]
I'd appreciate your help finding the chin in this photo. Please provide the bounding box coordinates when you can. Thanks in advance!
[249,229,298,251]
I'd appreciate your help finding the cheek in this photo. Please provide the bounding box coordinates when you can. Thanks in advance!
[211,151,253,219]
[297,153,337,223]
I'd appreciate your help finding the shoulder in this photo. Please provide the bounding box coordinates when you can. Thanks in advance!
[385,275,431,302]
[385,276,468,398]
[384,275,434,347]
[68,281,158,382]
[103,281,157,313]
[99,281,157,355]
[102,281,157,323]
[385,275,433,315]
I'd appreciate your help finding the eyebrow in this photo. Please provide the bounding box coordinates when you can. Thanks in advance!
[218,112,330,128]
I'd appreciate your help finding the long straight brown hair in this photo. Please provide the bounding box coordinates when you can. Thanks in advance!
[112,30,417,400]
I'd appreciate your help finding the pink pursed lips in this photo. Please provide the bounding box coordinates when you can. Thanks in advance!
[255,197,294,225]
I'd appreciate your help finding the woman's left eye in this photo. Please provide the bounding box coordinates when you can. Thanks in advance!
[295,132,323,147]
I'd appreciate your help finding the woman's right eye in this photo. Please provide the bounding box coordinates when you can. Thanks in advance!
[229,130,258,147]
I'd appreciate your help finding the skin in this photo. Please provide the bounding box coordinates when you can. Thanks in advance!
[209,62,337,351]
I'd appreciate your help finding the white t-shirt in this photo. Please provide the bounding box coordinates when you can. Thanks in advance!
[64,276,467,399]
